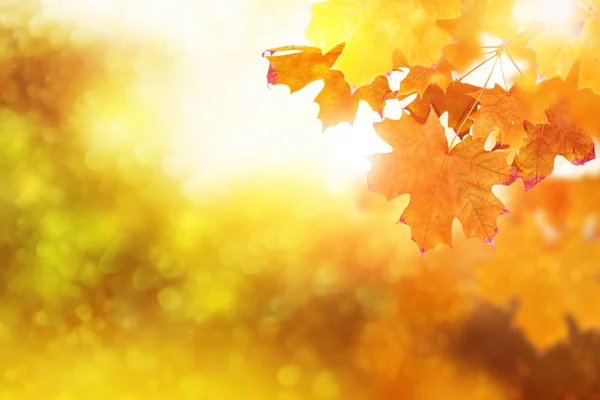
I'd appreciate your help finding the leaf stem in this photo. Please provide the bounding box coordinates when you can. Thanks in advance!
[458,53,497,82]
[505,49,524,75]
[499,53,508,90]
[449,55,500,149]
[481,49,499,55]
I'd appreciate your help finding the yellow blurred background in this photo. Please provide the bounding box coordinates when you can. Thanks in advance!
[1,0,600,399]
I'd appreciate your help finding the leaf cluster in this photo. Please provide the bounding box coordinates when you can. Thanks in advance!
[264,0,600,254]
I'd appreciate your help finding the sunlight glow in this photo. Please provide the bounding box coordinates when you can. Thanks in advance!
[513,0,576,29]
[40,0,336,196]
[459,35,519,90]
[323,102,392,193]
[44,0,591,194]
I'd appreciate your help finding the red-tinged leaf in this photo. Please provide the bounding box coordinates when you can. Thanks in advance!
[264,44,345,92]
[546,100,597,167]
[353,75,393,117]
[515,62,597,189]
[515,114,595,191]
[264,44,391,128]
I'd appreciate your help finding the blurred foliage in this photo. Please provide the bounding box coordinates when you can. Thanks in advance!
[0,1,600,399]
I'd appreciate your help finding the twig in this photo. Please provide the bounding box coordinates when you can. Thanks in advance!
[458,53,498,82]
[449,56,500,149]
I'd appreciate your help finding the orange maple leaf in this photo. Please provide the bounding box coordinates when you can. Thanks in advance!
[393,56,455,99]
[263,44,390,128]
[406,82,480,137]
[368,111,517,253]
[514,63,597,190]
[469,84,547,149]
[516,115,595,190]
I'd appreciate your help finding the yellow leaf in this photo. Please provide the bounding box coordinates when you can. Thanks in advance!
[306,0,461,85]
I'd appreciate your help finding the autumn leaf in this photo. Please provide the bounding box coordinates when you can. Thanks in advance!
[387,56,470,134]
[546,98,596,161]
[352,75,392,117]
[263,44,390,128]
[437,0,514,71]
[264,44,343,90]
[468,84,547,149]
[528,1,600,91]
[515,118,594,191]
[570,87,600,136]
[265,0,600,254]
[577,4,600,94]
[514,63,597,190]
[406,82,480,137]
[531,0,595,83]
[393,55,454,99]
[438,0,520,43]
[306,0,462,85]
[367,111,517,253]
[437,0,538,85]
[531,32,581,82]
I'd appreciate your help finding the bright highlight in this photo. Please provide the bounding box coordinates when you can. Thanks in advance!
[513,0,577,29]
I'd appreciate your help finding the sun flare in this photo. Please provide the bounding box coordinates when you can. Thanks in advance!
[513,0,577,29]
[322,101,393,192]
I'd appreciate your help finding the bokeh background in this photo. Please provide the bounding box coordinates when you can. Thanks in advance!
[1,0,600,398]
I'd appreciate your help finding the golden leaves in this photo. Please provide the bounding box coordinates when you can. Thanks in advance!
[265,0,600,252]
[306,0,462,85]
[367,112,516,253]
